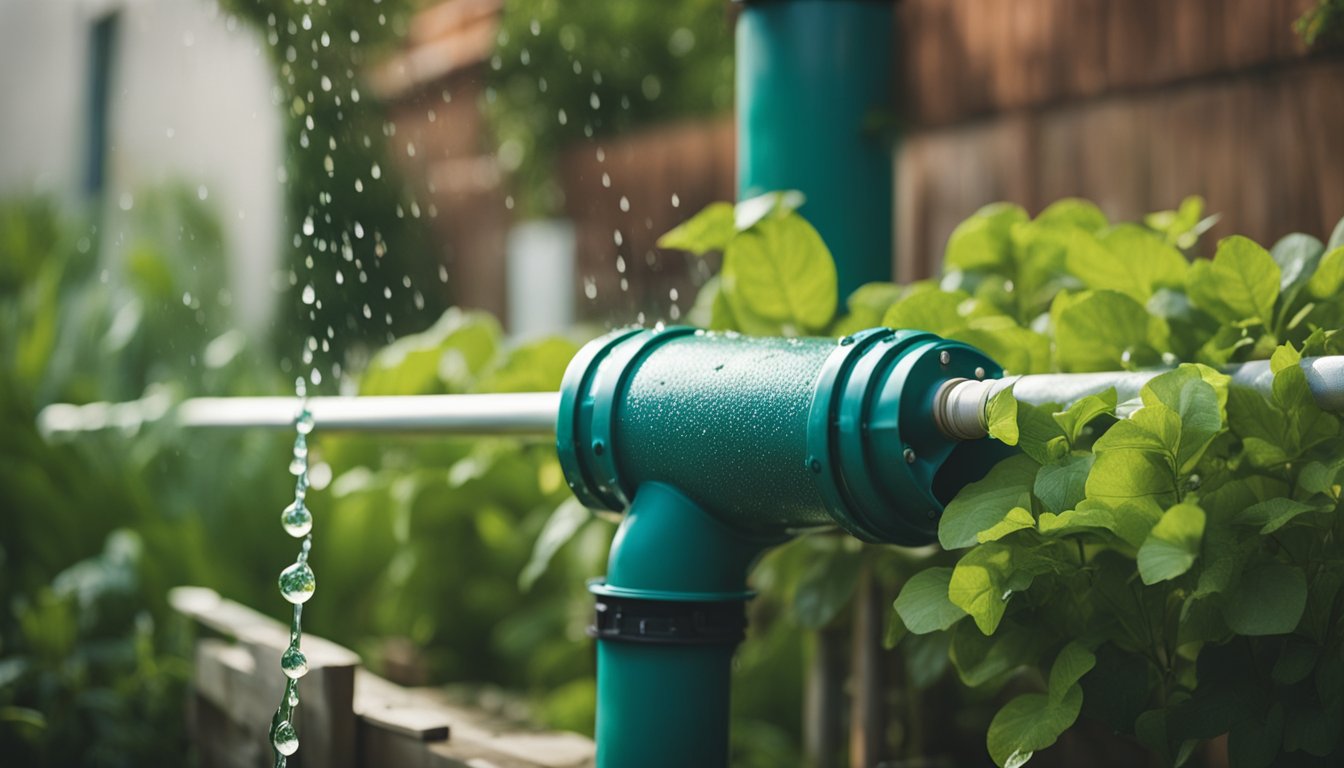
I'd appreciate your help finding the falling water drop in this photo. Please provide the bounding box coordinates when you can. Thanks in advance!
[281,500,313,538]
[301,284,316,305]
[278,561,316,605]
[281,647,309,679]
[272,720,299,756]
[302,216,315,236]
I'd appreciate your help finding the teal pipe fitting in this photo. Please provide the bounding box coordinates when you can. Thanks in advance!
[737,0,895,298]
[558,326,1008,543]
[558,326,1011,767]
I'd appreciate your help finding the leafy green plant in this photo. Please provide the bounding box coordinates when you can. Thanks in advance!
[488,0,734,216]
[1297,0,1344,48]
[664,193,1344,765]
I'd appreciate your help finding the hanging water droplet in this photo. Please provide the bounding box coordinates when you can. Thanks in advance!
[296,410,314,435]
[281,646,309,679]
[281,500,313,538]
[279,561,316,604]
[289,455,306,476]
[272,720,299,756]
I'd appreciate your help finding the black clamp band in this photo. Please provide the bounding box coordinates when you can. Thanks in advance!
[588,593,747,647]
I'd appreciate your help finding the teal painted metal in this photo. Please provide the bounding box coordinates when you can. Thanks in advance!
[559,327,1011,765]
[737,0,896,297]
[557,327,1006,542]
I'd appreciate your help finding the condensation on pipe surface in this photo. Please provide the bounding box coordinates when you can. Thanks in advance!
[37,391,562,438]
[936,355,1344,440]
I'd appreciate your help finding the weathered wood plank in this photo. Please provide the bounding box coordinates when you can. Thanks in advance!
[173,586,361,768]
[896,60,1344,279]
[898,0,1326,126]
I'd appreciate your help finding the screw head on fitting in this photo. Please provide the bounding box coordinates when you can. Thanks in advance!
[939,350,951,366]
[903,448,916,464]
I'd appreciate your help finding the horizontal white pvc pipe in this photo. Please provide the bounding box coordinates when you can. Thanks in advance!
[38,391,562,438]
[936,355,1344,440]
[39,356,1344,442]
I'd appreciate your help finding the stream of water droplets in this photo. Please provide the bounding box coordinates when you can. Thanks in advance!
[268,378,316,766]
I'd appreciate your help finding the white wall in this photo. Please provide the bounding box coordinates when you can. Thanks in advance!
[0,0,283,335]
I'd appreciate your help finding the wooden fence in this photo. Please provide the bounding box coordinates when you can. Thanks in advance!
[172,587,594,768]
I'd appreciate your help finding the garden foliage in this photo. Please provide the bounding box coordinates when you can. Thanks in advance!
[664,194,1344,766]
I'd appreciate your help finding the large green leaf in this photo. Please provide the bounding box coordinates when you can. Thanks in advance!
[1270,233,1324,327]
[882,289,969,336]
[894,567,968,634]
[940,455,1041,549]
[1067,224,1187,302]
[518,498,591,591]
[1221,563,1307,635]
[1051,390,1117,446]
[1137,503,1205,584]
[977,507,1037,543]
[949,618,1039,687]
[949,543,1016,634]
[986,644,1095,768]
[1085,449,1179,511]
[1052,290,1169,372]
[1187,236,1281,325]
[945,202,1028,273]
[722,213,837,333]
[1033,455,1094,515]
[791,546,864,629]
[656,201,735,256]
[1307,245,1344,300]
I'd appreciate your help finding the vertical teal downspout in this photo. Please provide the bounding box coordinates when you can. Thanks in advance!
[737,0,896,297]
[589,483,774,768]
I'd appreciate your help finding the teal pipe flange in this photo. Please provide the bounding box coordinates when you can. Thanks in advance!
[805,329,1012,544]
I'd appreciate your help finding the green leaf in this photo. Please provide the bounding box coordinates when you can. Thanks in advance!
[1067,224,1187,302]
[721,212,837,333]
[1038,499,1118,540]
[846,281,903,315]
[949,543,1041,634]
[1227,702,1283,768]
[881,288,969,336]
[940,455,1040,549]
[1221,563,1307,635]
[1234,497,1318,534]
[1047,643,1096,704]
[987,388,1020,445]
[1033,454,1094,515]
[1051,290,1169,372]
[951,319,1053,375]
[894,567,968,634]
[1145,195,1212,249]
[1036,198,1108,232]
[987,687,1084,768]
[1052,390,1117,446]
[1331,215,1344,252]
[1142,363,1230,418]
[656,201,735,256]
[1085,448,1179,511]
[1187,235,1281,325]
[945,202,1029,273]
[1270,233,1324,326]
[1307,245,1344,300]
[518,498,592,591]
[977,507,1037,543]
[949,619,1038,687]
[734,190,805,231]
[792,546,864,629]
[1137,503,1205,584]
